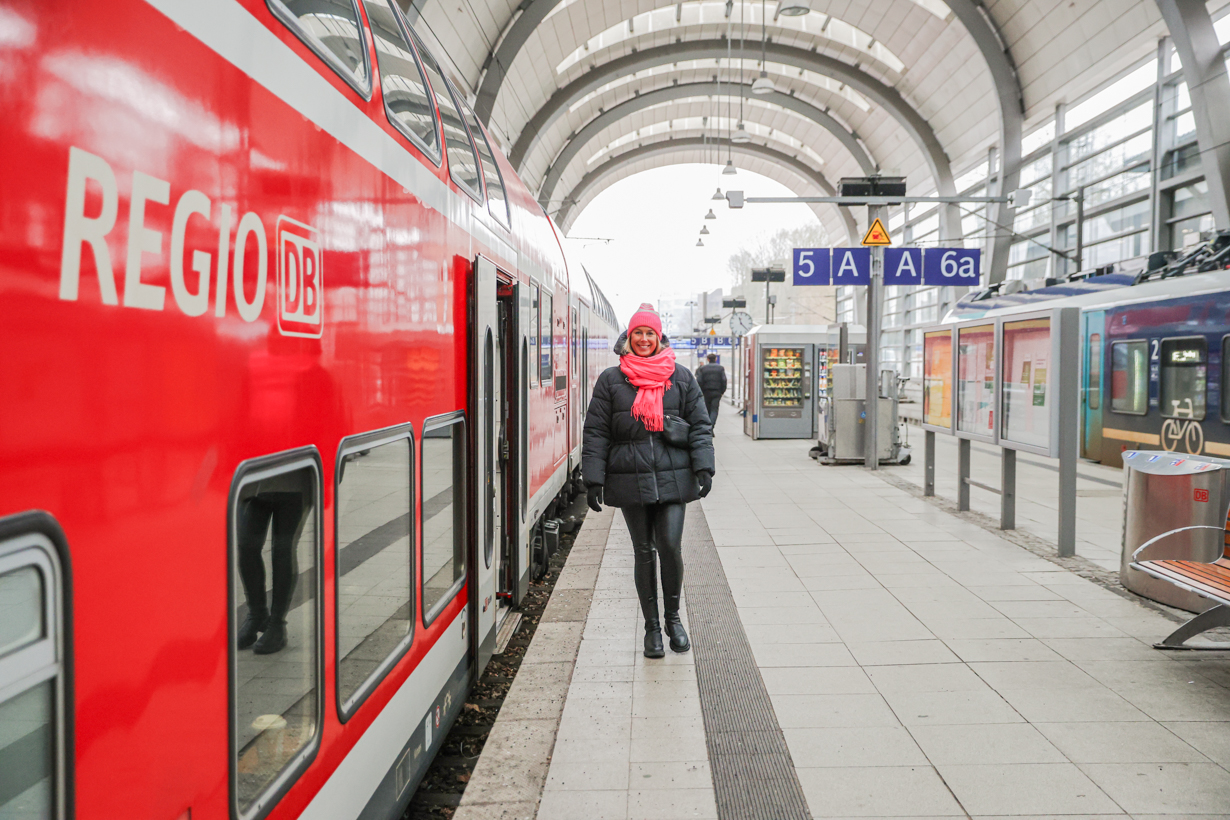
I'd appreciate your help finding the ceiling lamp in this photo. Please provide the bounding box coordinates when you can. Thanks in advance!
[696,238,705,247]
[711,187,725,200]
[722,160,738,175]
[704,209,717,219]
[752,70,775,95]
[731,122,752,143]
[700,225,710,235]
[777,0,811,16]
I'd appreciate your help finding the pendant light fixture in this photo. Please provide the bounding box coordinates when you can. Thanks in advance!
[733,1,749,142]
[731,122,751,143]
[705,209,717,219]
[777,0,811,16]
[696,238,705,247]
[700,225,710,235]
[711,187,725,200]
[752,0,775,95]
[722,160,738,175]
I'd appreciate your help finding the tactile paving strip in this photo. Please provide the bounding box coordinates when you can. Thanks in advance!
[682,507,812,820]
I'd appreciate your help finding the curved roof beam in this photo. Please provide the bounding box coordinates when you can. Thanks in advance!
[537,81,878,210]
[555,136,859,242]
[507,40,959,239]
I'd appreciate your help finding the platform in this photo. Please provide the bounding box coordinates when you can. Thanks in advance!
[457,412,1230,820]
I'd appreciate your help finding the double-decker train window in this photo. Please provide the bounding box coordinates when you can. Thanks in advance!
[411,35,483,201]
[459,103,511,227]
[541,291,553,382]
[422,414,467,625]
[1160,337,1207,420]
[268,0,371,98]
[530,286,540,387]
[1222,337,1230,421]
[1110,340,1148,415]
[230,452,322,820]
[363,0,439,162]
[1088,334,1102,410]
[0,522,68,820]
[335,427,415,721]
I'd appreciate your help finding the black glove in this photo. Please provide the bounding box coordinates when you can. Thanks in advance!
[697,470,713,499]
[586,485,604,512]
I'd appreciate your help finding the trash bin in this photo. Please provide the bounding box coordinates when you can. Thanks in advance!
[1121,450,1230,613]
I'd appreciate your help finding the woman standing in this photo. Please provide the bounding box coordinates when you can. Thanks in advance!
[582,304,715,658]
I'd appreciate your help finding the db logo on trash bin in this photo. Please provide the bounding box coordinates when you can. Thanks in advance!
[276,216,323,338]
[1195,488,1210,503]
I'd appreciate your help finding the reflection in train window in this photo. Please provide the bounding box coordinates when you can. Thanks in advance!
[422,416,467,625]
[411,34,482,199]
[459,103,510,226]
[0,528,66,820]
[231,457,321,820]
[1110,340,1148,415]
[363,0,439,161]
[530,286,540,387]
[336,429,414,720]
[1223,337,1230,422]
[541,292,553,382]
[1088,334,1101,411]
[268,0,370,96]
[1160,338,1207,420]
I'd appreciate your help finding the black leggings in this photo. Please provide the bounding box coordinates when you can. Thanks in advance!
[237,492,308,623]
[621,502,686,622]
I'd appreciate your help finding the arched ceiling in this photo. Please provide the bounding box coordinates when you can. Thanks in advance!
[405,0,1189,279]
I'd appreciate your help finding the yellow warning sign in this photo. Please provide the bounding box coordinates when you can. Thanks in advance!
[862,218,892,246]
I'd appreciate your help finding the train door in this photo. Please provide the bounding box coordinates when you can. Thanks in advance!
[500,281,529,605]
[1082,310,1105,459]
[470,255,501,676]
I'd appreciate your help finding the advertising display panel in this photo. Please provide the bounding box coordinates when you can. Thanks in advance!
[922,328,954,432]
[1000,315,1057,455]
[956,323,996,441]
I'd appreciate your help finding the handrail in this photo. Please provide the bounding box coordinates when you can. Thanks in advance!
[1131,524,1227,561]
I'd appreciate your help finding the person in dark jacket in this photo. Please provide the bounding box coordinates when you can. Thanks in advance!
[582,303,715,658]
[695,353,727,423]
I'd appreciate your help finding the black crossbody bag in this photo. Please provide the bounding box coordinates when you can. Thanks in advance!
[661,414,690,448]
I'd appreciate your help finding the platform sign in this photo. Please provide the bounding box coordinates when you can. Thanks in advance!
[956,321,997,442]
[922,327,954,432]
[792,247,830,286]
[831,247,871,285]
[923,248,981,286]
[883,247,923,286]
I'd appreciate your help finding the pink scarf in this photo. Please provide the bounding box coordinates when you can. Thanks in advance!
[619,347,677,432]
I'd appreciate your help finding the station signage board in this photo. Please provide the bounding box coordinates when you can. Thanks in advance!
[791,247,982,287]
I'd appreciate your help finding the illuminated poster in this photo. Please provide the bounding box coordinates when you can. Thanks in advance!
[923,329,953,429]
[957,323,995,437]
[1002,318,1052,448]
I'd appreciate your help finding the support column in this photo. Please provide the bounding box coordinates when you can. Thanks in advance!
[1157,0,1230,230]
[1001,448,1016,530]
[958,438,971,511]
[924,430,936,497]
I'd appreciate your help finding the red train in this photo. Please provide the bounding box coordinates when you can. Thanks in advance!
[0,1,618,818]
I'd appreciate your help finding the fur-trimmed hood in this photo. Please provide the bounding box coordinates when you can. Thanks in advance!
[613,329,671,357]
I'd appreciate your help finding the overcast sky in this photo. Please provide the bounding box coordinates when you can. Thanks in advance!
[564,164,820,323]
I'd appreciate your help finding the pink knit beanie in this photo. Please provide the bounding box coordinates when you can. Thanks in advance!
[627,303,663,336]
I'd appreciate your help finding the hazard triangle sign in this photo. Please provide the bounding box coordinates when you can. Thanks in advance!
[862,218,892,246]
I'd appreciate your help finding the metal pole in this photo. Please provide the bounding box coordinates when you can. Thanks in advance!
[1057,307,1080,556]
[924,430,935,497]
[765,279,771,325]
[1001,447,1016,530]
[865,205,884,470]
[957,438,971,511]
[1075,186,1085,273]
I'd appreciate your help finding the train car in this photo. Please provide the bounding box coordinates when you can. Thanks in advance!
[0,1,617,819]
[948,239,1230,469]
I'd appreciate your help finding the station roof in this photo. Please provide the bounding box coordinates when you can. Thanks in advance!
[404,0,1217,242]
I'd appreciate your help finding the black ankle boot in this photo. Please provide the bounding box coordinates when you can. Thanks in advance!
[664,612,690,653]
[237,610,269,650]
[644,621,665,658]
[253,619,287,654]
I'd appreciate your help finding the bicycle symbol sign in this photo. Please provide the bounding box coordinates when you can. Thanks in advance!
[1161,418,1204,455]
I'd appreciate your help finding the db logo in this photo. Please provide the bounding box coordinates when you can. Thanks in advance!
[1195,488,1210,503]
[276,216,323,338]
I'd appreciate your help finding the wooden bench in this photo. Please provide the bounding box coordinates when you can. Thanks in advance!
[1131,521,1230,649]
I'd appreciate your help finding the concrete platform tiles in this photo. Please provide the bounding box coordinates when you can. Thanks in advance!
[459,412,1230,820]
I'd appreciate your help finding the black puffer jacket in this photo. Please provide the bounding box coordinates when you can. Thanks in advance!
[582,359,716,507]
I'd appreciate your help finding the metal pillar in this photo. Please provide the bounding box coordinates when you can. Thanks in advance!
[1157,0,1230,230]
[957,438,971,511]
[1001,448,1016,530]
[864,205,885,470]
[924,430,936,497]
[1057,307,1080,556]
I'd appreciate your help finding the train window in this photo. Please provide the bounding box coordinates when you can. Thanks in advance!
[335,427,414,721]
[268,0,370,98]
[541,292,553,382]
[363,0,439,162]
[530,286,539,387]
[571,309,578,378]
[0,524,67,820]
[1088,334,1102,410]
[1160,338,1207,420]
[231,453,322,820]
[411,36,483,201]
[422,415,467,625]
[1110,341,1148,415]
[459,103,510,227]
[1223,337,1230,421]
